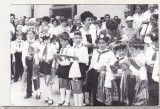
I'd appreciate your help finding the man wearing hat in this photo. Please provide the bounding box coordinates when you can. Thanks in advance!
[120,16,140,42]
[119,8,131,29]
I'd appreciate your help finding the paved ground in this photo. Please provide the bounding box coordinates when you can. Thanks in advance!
[11,76,75,106]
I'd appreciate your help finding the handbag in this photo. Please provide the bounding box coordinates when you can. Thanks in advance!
[69,60,81,78]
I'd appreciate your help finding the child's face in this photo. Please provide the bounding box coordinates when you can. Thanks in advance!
[62,21,67,27]
[74,35,82,45]
[97,39,107,50]
[129,46,139,56]
[84,17,92,26]
[126,20,133,27]
[44,39,50,44]
[59,38,69,47]
[116,49,126,57]
[42,26,49,33]
[16,32,22,40]
[153,41,159,49]
[26,31,35,41]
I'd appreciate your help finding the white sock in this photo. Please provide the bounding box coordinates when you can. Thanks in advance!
[78,93,84,106]
[48,85,53,100]
[73,94,78,106]
[84,92,90,104]
[60,88,66,102]
[65,90,71,103]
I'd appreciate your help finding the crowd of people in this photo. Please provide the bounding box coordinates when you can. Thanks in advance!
[10,4,159,106]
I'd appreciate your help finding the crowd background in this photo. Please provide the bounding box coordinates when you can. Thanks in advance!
[10,4,159,106]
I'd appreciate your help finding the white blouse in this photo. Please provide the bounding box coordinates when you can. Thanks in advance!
[70,43,89,65]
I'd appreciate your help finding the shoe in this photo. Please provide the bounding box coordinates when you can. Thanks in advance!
[24,94,32,99]
[58,101,65,106]
[47,99,54,105]
[63,102,70,106]
[36,92,41,100]
[44,97,49,103]
[14,79,18,82]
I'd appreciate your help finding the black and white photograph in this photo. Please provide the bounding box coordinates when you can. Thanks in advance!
[10,4,159,106]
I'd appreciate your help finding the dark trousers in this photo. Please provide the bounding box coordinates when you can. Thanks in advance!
[127,75,136,106]
[25,57,33,94]
[147,72,159,105]
[11,54,14,78]
[14,52,23,80]
[85,69,100,106]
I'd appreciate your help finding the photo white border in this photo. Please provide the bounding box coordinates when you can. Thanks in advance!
[0,0,160,108]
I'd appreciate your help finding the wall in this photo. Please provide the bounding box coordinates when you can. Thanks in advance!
[77,5,127,19]
[11,5,127,19]
[10,5,31,18]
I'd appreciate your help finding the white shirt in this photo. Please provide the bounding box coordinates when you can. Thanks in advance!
[145,45,158,67]
[133,13,144,29]
[79,27,97,45]
[57,25,71,35]
[89,48,117,88]
[70,43,89,65]
[22,40,40,67]
[48,26,59,37]
[38,43,57,62]
[11,40,24,54]
[140,23,152,44]
[21,25,29,33]
[10,23,15,34]
[58,44,72,66]
[89,48,117,70]
[152,51,159,82]
[129,52,147,80]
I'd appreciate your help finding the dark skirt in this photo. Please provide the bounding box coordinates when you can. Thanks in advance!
[76,63,87,80]
[39,61,52,75]
[57,65,71,79]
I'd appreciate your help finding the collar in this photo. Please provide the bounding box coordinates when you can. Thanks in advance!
[73,43,83,48]
[27,39,35,44]
[97,48,110,53]
[16,40,22,43]
[152,46,159,51]
[62,44,70,49]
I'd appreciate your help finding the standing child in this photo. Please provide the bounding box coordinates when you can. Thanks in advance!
[22,28,40,99]
[145,16,159,105]
[127,39,148,106]
[69,31,89,106]
[39,33,57,105]
[112,41,128,106]
[84,34,118,106]
[56,32,72,106]
[11,30,24,82]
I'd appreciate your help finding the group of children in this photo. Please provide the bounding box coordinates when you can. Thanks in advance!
[10,9,159,106]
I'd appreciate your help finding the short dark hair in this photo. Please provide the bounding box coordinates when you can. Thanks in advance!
[42,16,50,23]
[74,31,82,36]
[114,41,127,51]
[10,13,15,18]
[59,32,70,41]
[93,16,97,20]
[129,39,144,50]
[80,11,93,23]
[105,14,110,19]
[106,19,118,31]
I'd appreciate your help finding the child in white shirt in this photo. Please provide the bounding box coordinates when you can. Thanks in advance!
[69,31,89,106]
[84,34,118,106]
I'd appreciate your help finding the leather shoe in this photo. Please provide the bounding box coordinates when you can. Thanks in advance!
[14,79,18,82]
[24,94,32,99]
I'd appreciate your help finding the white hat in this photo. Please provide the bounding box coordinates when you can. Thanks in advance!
[125,16,133,22]
[74,15,80,20]
[29,18,36,24]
